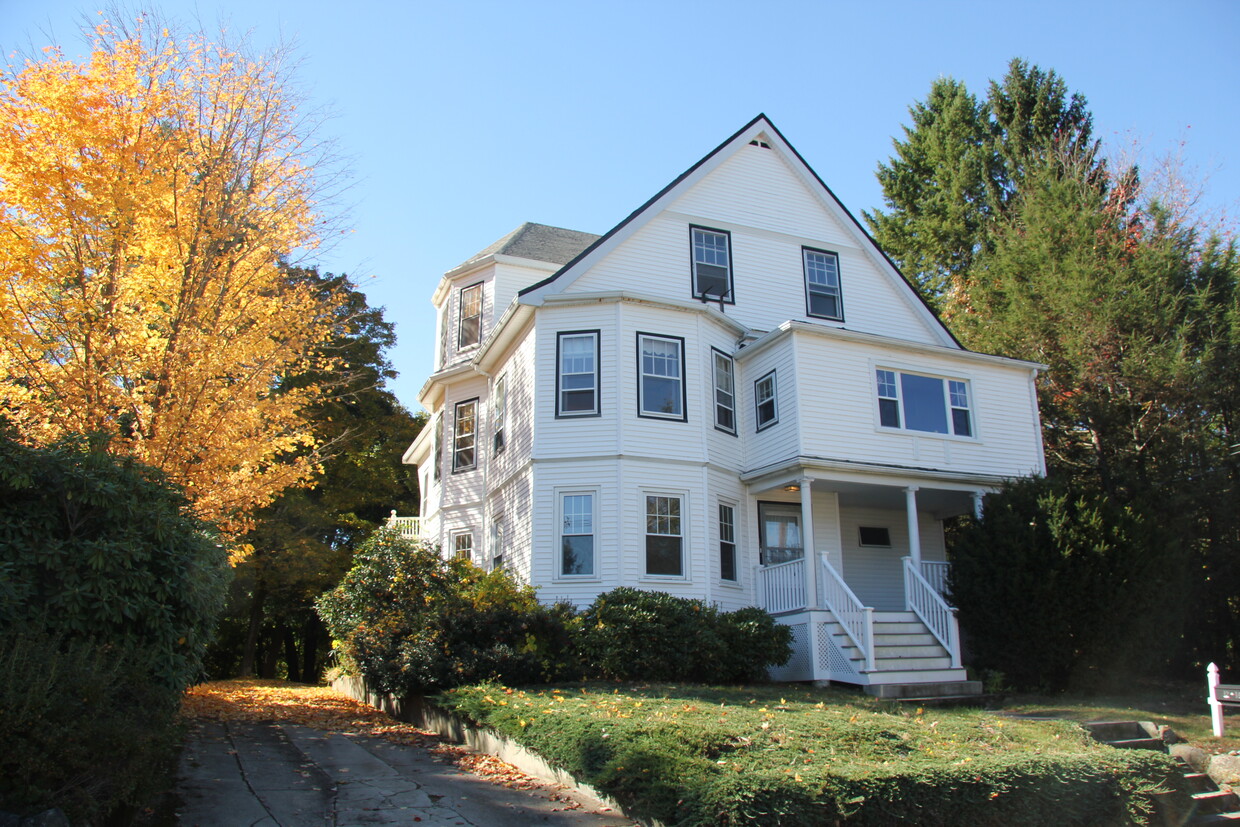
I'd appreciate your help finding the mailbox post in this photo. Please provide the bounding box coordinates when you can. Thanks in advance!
[1209,662,1240,738]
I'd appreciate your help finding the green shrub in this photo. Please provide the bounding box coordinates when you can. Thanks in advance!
[0,631,184,824]
[317,529,574,693]
[576,588,791,683]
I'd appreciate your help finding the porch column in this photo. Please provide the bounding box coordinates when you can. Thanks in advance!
[972,491,985,521]
[800,479,818,609]
[904,486,922,565]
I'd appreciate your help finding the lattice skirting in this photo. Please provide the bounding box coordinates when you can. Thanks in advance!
[818,621,863,683]
[769,622,811,682]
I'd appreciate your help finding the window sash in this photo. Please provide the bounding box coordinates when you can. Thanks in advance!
[558,332,598,415]
[691,227,732,300]
[804,249,842,319]
[453,532,474,560]
[458,284,482,348]
[645,495,683,576]
[560,493,595,576]
[492,375,507,451]
[719,503,737,581]
[755,371,777,429]
[876,369,973,437]
[453,400,477,470]
[639,335,684,418]
[712,350,736,433]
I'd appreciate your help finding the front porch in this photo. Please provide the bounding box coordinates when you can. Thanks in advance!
[748,472,983,697]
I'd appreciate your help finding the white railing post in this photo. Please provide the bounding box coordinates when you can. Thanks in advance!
[863,607,876,672]
[1209,663,1225,737]
[903,556,962,668]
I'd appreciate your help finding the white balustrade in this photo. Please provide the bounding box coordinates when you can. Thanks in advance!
[903,556,961,668]
[387,511,422,539]
[757,558,806,614]
[921,561,951,598]
[819,557,875,672]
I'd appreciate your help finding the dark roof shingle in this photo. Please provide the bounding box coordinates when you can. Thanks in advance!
[455,222,600,271]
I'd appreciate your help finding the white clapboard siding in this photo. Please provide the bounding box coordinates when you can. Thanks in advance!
[839,505,945,611]
[738,339,800,472]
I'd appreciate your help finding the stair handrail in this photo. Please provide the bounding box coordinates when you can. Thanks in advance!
[819,556,875,672]
[902,556,962,669]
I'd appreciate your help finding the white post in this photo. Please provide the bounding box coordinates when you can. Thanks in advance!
[972,491,984,521]
[905,486,921,565]
[1209,662,1225,738]
[800,479,818,610]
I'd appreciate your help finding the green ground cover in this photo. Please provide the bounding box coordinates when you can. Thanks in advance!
[439,682,1185,826]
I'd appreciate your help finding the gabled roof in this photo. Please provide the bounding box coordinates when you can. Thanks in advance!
[452,222,600,272]
[517,114,962,350]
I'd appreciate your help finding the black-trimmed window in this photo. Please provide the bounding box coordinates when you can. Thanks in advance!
[876,369,973,437]
[712,349,736,434]
[691,226,733,302]
[452,398,478,471]
[492,374,507,452]
[719,502,737,582]
[560,492,595,577]
[754,370,778,430]
[803,248,843,321]
[557,331,599,416]
[638,333,685,420]
[458,283,483,349]
[645,494,683,576]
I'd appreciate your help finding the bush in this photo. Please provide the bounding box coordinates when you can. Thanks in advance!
[576,588,791,683]
[317,529,574,694]
[0,432,229,821]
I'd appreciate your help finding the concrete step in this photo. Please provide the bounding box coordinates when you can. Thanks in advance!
[861,667,971,684]
[1184,773,1218,793]
[872,655,954,671]
[1082,720,1159,742]
[866,680,983,699]
[1194,790,1240,816]
[1194,813,1240,824]
[1106,737,1168,752]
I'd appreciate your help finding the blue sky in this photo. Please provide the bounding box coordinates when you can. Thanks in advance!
[3,1,1237,411]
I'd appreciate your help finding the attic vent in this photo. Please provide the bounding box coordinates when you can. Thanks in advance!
[749,139,771,149]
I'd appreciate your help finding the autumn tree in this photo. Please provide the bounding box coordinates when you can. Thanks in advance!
[0,17,345,532]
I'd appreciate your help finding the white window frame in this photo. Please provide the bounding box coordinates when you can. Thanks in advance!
[451,529,475,562]
[875,367,975,438]
[803,247,844,321]
[452,398,478,472]
[556,330,600,417]
[643,491,686,578]
[718,501,738,583]
[712,348,736,435]
[690,226,734,302]
[492,374,507,453]
[557,489,598,579]
[637,333,686,421]
[490,515,505,571]
[458,282,483,349]
[754,370,778,431]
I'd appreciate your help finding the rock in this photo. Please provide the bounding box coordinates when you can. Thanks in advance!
[1158,725,1184,745]
[1170,743,1211,773]
[1211,753,1240,786]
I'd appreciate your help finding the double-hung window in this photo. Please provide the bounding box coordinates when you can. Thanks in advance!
[491,516,505,571]
[803,248,843,320]
[712,349,736,434]
[452,531,474,561]
[645,494,683,576]
[453,399,478,471]
[876,369,973,437]
[557,331,599,416]
[492,375,507,452]
[719,503,737,582]
[638,333,685,420]
[754,370,778,430]
[691,226,733,302]
[458,283,482,349]
[560,492,595,577]
[432,415,442,482]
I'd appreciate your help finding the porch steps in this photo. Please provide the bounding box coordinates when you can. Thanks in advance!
[823,611,980,698]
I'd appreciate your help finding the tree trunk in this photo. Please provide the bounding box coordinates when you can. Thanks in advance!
[239,581,267,676]
[281,623,301,683]
[301,616,322,684]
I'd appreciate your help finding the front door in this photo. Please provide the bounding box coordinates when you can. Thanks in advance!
[759,502,803,566]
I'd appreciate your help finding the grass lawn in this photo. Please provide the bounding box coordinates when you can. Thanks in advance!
[438,682,1185,826]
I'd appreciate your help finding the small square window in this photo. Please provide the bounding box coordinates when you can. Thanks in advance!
[858,526,892,547]
[452,531,474,562]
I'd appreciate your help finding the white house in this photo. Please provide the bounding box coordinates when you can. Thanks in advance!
[400,115,1046,697]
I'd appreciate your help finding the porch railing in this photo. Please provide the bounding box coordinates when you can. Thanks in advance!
[756,558,806,614]
[903,556,961,668]
[921,560,951,599]
[819,556,875,672]
[387,511,421,539]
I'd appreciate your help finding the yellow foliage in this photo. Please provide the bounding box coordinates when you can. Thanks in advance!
[0,19,344,534]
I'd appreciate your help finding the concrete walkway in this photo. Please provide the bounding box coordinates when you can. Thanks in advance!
[176,718,635,826]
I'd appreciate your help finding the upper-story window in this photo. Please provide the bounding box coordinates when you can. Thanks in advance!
[690,226,734,302]
[711,349,736,434]
[876,369,973,437]
[803,248,843,321]
[458,283,483,349]
[432,415,442,482]
[755,370,778,430]
[492,374,507,452]
[438,307,450,368]
[557,331,599,417]
[453,398,478,471]
[638,333,685,420]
